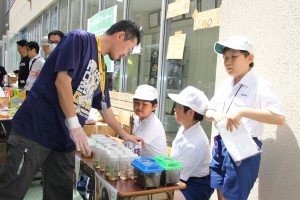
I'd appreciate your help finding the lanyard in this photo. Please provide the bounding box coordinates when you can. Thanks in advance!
[96,35,106,101]
[29,57,40,71]
[222,84,243,114]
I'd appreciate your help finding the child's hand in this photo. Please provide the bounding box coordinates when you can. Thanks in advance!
[226,110,242,132]
[212,112,226,123]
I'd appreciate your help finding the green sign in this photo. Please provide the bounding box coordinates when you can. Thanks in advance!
[87,5,117,72]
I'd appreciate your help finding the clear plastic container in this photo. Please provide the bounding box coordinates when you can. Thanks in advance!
[153,155,183,185]
[128,154,138,179]
[82,138,95,157]
[99,147,108,171]
[119,155,131,180]
[131,157,163,189]
[125,141,142,156]
[108,154,119,180]
[104,150,114,174]
[93,145,102,169]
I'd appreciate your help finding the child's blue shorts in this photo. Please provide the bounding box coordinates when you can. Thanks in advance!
[210,136,262,200]
[181,177,214,200]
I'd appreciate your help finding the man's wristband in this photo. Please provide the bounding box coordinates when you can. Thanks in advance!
[65,116,81,129]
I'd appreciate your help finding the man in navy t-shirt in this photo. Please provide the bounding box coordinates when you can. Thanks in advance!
[0,20,143,200]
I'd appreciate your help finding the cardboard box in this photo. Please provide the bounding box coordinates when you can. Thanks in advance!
[8,73,17,85]
[83,122,116,137]
[0,97,10,107]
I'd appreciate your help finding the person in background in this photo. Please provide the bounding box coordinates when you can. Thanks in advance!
[112,59,121,91]
[132,84,167,157]
[205,35,285,200]
[48,30,64,52]
[112,58,135,92]
[0,20,143,200]
[16,39,30,89]
[0,65,7,87]
[40,36,51,58]
[0,87,5,98]
[168,86,214,200]
[25,41,45,96]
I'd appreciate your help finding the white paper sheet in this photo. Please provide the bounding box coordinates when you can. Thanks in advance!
[215,121,261,162]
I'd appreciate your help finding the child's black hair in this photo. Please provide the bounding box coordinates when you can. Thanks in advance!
[183,105,204,121]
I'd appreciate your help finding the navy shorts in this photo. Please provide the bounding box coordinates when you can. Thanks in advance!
[180,177,214,200]
[210,136,262,200]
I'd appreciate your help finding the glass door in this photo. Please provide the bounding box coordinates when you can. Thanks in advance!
[160,0,221,145]
[125,0,162,94]
[104,0,125,91]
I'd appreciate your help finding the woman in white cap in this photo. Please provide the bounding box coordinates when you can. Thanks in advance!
[132,84,167,157]
[206,35,285,200]
[168,86,214,200]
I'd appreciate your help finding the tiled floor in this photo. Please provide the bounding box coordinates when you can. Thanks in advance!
[24,180,84,200]
[24,181,43,200]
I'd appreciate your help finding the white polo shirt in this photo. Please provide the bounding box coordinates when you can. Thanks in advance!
[0,87,4,97]
[26,55,45,91]
[133,112,167,158]
[207,70,284,137]
[171,122,211,181]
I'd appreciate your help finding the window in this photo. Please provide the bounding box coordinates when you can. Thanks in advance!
[59,0,68,33]
[122,0,162,94]
[70,0,83,30]
[27,16,42,42]
[83,0,100,30]
[6,0,16,12]
[104,0,125,91]
[43,10,50,36]
[7,32,20,72]
[51,5,58,30]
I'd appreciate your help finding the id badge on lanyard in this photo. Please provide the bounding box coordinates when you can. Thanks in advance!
[96,36,107,114]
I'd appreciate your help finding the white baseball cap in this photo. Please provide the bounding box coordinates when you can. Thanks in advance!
[168,86,209,115]
[40,36,49,46]
[214,35,254,54]
[133,85,158,101]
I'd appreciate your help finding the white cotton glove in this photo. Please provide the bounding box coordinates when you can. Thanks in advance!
[65,116,91,156]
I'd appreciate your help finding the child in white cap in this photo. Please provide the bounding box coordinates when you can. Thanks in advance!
[132,84,167,157]
[206,35,285,200]
[168,86,214,200]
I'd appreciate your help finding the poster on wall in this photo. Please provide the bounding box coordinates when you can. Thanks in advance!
[87,5,117,72]
[166,31,186,59]
[166,0,190,19]
[95,172,118,200]
[192,8,221,30]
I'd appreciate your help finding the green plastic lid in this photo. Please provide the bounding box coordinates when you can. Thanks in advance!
[153,155,183,170]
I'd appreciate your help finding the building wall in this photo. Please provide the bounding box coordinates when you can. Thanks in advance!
[210,1,300,199]
[8,0,54,33]
[0,1,7,40]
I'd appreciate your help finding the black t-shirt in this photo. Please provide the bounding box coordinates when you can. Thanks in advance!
[0,66,7,86]
[18,56,30,88]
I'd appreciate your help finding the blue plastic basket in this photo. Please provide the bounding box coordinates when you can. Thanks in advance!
[131,157,163,174]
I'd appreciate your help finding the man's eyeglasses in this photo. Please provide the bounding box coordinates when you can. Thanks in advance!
[49,40,59,44]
